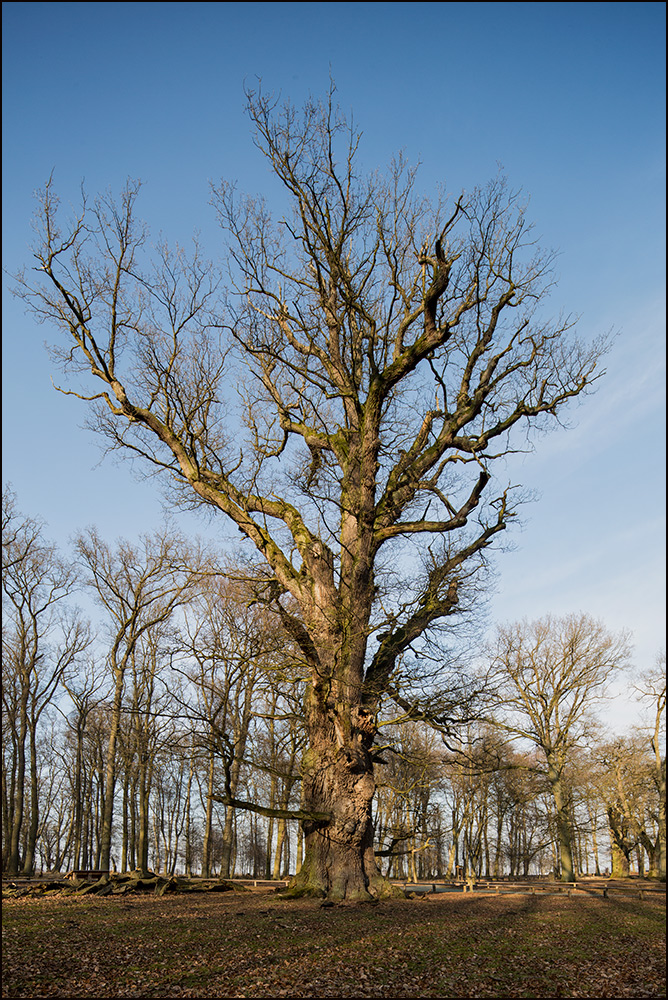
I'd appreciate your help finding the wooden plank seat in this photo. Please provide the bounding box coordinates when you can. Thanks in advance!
[67,870,110,882]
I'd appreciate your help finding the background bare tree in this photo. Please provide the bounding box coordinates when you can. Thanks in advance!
[59,657,105,871]
[1,499,658,880]
[178,576,279,878]
[633,658,666,880]
[488,613,631,881]
[2,488,90,874]
[14,87,609,900]
[75,526,204,872]
[593,736,659,877]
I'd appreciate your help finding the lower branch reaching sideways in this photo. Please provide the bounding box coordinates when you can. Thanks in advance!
[209,792,331,825]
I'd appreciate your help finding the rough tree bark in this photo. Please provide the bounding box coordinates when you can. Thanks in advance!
[14,86,609,899]
[547,756,575,882]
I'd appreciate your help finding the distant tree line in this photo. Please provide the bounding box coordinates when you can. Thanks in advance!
[3,488,665,882]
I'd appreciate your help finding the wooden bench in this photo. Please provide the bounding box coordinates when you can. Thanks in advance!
[67,870,110,882]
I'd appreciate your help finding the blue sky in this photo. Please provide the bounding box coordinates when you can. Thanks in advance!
[2,2,665,728]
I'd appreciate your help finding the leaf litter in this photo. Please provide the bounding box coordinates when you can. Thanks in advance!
[2,888,665,998]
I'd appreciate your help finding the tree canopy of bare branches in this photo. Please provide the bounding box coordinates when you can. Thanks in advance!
[13,85,609,900]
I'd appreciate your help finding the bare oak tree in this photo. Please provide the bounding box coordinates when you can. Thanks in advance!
[594,735,659,877]
[489,613,630,881]
[15,87,608,900]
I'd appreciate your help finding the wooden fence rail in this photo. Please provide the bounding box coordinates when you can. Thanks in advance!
[396,879,666,900]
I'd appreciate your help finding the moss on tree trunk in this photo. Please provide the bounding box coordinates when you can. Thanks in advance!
[280,712,403,902]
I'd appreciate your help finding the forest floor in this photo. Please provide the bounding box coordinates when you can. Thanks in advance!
[2,882,665,998]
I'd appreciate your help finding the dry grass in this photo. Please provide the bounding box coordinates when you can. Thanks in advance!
[2,886,665,998]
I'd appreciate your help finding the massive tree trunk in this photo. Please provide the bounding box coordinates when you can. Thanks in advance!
[610,839,631,877]
[547,759,575,883]
[275,622,402,903]
[607,804,633,877]
[286,709,390,901]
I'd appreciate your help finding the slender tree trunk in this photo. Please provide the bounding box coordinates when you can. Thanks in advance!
[184,750,195,877]
[152,797,162,873]
[657,758,666,882]
[445,839,456,878]
[22,723,39,875]
[283,820,291,876]
[7,693,28,875]
[296,819,303,873]
[575,823,585,878]
[126,785,136,871]
[137,762,153,874]
[2,758,15,870]
[636,844,645,877]
[100,662,125,870]
[272,816,287,880]
[93,742,105,868]
[81,769,91,870]
[71,724,84,870]
[265,773,276,880]
[493,800,504,878]
[201,750,215,877]
[53,826,72,873]
[588,805,601,876]
[121,773,130,872]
